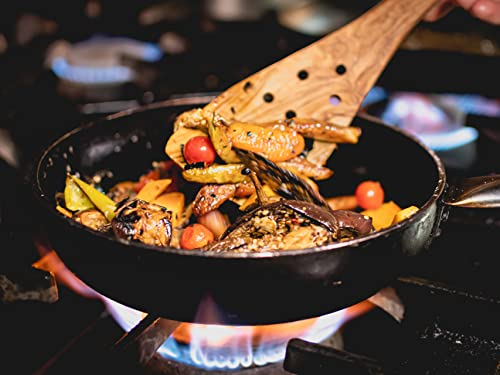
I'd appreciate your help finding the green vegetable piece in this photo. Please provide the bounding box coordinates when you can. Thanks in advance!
[70,175,117,221]
[64,176,95,212]
[208,115,241,164]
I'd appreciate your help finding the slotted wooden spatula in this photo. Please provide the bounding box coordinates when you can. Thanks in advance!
[205,0,439,126]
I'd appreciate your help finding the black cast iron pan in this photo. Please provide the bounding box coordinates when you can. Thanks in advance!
[31,95,499,325]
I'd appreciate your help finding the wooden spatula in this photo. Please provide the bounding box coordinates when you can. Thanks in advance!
[205,0,439,126]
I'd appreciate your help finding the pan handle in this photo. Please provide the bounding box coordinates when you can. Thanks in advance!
[442,174,500,209]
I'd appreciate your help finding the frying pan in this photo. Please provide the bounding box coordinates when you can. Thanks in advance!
[31,95,495,325]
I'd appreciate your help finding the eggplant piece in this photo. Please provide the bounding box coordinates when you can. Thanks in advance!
[203,200,372,253]
[112,199,172,247]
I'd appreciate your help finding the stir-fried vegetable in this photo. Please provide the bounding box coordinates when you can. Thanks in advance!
[183,136,217,166]
[361,201,401,231]
[182,164,248,184]
[136,179,172,202]
[70,175,117,221]
[355,180,385,210]
[55,106,419,252]
[64,176,94,212]
[207,115,240,164]
[228,122,305,162]
[180,223,214,249]
[152,192,185,227]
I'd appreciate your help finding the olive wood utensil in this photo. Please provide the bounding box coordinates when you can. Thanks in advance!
[205,0,439,126]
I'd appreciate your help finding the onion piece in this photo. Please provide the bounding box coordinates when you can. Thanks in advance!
[197,210,230,239]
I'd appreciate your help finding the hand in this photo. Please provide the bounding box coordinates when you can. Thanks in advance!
[424,0,500,25]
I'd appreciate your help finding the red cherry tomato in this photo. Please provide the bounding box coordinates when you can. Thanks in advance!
[355,180,384,210]
[180,223,215,250]
[183,136,216,166]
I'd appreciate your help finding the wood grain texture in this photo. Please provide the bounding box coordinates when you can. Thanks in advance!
[205,0,439,126]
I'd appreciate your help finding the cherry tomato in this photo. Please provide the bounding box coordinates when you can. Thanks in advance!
[183,136,217,166]
[180,223,215,249]
[355,180,384,210]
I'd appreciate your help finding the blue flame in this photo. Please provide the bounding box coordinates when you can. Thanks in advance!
[381,94,478,151]
[104,289,350,371]
[50,37,162,84]
[51,57,134,84]
[156,309,347,370]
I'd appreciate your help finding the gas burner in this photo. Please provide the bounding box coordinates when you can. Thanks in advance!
[33,246,370,373]
[47,37,163,86]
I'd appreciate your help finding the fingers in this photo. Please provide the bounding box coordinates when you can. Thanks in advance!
[424,0,500,24]
[424,0,456,21]
[470,0,500,25]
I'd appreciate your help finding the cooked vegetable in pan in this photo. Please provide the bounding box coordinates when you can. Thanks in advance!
[55,107,419,252]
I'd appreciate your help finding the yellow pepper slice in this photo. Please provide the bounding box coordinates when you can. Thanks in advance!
[136,179,172,202]
[70,175,117,221]
[64,175,94,212]
[392,206,419,225]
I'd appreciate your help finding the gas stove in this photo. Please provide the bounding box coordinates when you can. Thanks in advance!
[0,1,499,374]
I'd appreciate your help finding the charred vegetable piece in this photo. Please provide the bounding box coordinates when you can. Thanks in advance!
[203,200,372,252]
[192,184,236,217]
[74,209,108,231]
[229,122,305,162]
[182,164,248,184]
[112,199,172,247]
[64,176,95,212]
[70,175,116,221]
[208,115,241,164]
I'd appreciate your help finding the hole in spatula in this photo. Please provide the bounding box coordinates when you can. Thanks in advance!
[263,93,274,103]
[329,95,341,106]
[286,110,296,119]
[336,65,346,75]
[243,81,253,92]
[298,70,308,80]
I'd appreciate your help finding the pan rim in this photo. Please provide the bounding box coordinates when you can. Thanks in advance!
[32,95,446,260]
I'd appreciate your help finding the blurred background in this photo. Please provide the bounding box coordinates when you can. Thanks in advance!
[0,0,498,171]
